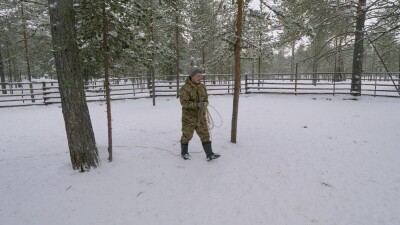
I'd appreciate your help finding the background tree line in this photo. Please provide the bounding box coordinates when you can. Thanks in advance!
[1,0,398,82]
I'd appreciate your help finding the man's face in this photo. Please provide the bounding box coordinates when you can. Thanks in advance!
[192,73,202,84]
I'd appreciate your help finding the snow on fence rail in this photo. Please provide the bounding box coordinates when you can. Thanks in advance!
[1,73,399,108]
[245,72,400,97]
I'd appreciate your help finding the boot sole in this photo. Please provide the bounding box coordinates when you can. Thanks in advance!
[207,155,221,161]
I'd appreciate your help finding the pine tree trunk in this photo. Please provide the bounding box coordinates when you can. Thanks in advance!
[150,1,156,106]
[231,0,243,144]
[338,35,346,81]
[350,0,366,96]
[291,40,295,80]
[312,39,318,86]
[175,6,180,98]
[48,0,98,171]
[20,1,35,102]
[102,2,113,162]
[0,50,7,94]
[5,45,13,84]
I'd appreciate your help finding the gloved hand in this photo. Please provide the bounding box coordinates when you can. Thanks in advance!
[197,101,207,108]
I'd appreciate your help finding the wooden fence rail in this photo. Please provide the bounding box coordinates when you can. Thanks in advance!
[1,72,399,108]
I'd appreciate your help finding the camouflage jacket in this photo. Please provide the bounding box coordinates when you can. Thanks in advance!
[179,78,209,123]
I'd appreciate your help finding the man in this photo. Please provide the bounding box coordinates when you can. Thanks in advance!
[179,68,221,161]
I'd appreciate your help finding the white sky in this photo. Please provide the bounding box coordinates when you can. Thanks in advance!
[249,0,261,10]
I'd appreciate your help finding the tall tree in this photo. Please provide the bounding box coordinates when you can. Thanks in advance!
[48,0,99,171]
[0,48,6,94]
[102,1,112,162]
[174,2,181,97]
[20,0,35,102]
[350,0,367,96]
[231,0,243,143]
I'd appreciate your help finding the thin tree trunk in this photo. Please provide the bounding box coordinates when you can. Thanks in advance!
[231,0,243,144]
[102,1,112,162]
[5,19,14,84]
[48,0,99,171]
[312,39,318,85]
[334,37,338,80]
[350,0,366,96]
[6,45,13,84]
[0,50,6,94]
[175,10,180,98]
[258,0,262,81]
[291,40,295,80]
[339,34,346,80]
[150,1,156,106]
[20,1,35,102]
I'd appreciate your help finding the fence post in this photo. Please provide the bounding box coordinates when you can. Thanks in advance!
[21,83,25,103]
[1,82,6,94]
[374,73,377,97]
[245,74,248,94]
[29,82,35,103]
[225,75,229,94]
[398,73,400,87]
[333,72,336,96]
[295,63,298,95]
[42,82,48,105]
[152,72,156,106]
[176,74,180,98]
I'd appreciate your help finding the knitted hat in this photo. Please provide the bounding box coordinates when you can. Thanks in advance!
[189,68,202,78]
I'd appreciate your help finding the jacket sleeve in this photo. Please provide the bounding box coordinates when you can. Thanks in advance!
[179,86,197,109]
[204,85,209,105]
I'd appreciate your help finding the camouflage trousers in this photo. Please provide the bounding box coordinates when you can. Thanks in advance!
[180,110,210,144]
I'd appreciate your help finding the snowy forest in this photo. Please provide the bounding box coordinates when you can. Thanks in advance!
[1,2,400,223]
[0,0,399,82]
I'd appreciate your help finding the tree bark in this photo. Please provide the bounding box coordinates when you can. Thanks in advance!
[175,7,180,98]
[150,1,156,106]
[102,1,113,162]
[5,45,13,84]
[20,1,35,102]
[338,34,346,81]
[231,0,243,143]
[312,39,318,86]
[291,40,295,80]
[350,0,366,96]
[48,0,99,171]
[0,50,6,94]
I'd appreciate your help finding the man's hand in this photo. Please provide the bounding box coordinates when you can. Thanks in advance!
[197,102,207,108]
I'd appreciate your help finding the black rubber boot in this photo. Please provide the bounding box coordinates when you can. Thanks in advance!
[202,141,221,161]
[181,143,191,160]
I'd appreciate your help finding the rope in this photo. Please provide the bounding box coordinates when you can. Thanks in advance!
[197,104,223,141]
[134,145,203,156]
[135,145,180,156]
[205,104,223,130]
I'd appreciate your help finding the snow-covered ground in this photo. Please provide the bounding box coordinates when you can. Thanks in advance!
[1,94,399,225]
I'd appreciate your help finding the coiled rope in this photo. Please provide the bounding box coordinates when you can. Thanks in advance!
[198,104,223,131]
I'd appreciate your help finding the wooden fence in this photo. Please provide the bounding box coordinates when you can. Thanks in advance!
[244,72,400,97]
[1,72,399,108]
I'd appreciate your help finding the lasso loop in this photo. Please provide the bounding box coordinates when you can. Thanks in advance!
[207,104,223,130]
[198,104,223,131]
